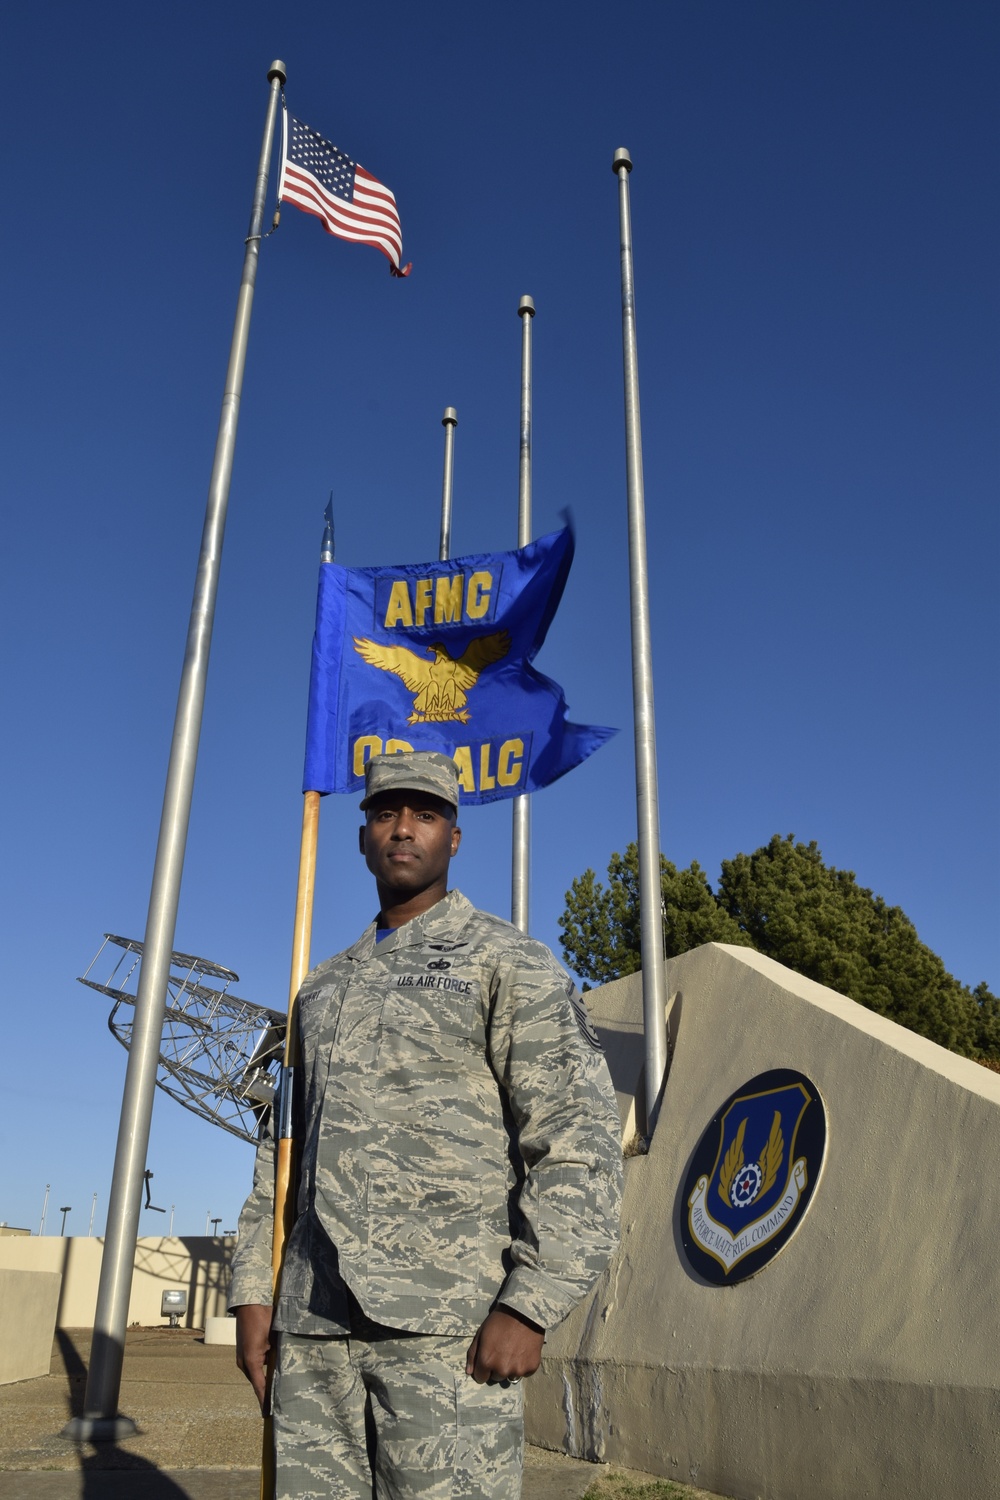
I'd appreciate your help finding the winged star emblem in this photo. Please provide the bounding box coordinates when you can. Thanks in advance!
[718,1110,784,1211]
[353,632,511,724]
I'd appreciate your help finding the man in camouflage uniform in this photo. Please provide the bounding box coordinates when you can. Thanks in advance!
[231,750,623,1500]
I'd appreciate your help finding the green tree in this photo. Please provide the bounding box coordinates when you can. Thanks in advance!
[972,982,1000,1057]
[716,835,988,1054]
[560,833,999,1061]
[558,843,750,987]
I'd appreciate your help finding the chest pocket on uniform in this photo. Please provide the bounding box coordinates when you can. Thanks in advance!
[297,986,350,1106]
[298,987,344,1045]
[380,971,479,1047]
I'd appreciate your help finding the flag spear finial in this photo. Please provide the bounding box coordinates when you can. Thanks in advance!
[321,495,335,562]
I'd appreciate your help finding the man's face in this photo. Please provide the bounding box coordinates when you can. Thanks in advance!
[359,790,461,899]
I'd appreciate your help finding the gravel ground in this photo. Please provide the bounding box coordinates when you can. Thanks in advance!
[0,1330,730,1500]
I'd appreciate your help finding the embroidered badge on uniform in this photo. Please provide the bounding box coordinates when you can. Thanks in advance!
[568,988,603,1051]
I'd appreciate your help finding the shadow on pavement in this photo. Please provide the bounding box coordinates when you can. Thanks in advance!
[54,1330,193,1499]
[77,1455,195,1499]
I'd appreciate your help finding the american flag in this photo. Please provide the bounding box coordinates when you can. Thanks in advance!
[278,114,411,277]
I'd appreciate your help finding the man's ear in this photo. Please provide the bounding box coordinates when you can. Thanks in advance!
[450,823,462,856]
[358,825,367,855]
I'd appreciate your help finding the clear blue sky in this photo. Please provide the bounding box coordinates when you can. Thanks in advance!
[2,2,996,1240]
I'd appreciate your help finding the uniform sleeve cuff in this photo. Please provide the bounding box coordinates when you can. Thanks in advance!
[228,1274,274,1312]
[496,1265,581,1332]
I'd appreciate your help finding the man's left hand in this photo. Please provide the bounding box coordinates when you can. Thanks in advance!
[466,1305,544,1384]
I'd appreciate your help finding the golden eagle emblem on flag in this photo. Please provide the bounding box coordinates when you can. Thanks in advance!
[353,632,511,724]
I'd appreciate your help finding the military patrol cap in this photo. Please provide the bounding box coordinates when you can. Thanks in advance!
[360,751,460,811]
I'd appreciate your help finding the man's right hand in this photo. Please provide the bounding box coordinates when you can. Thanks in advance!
[234,1303,274,1415]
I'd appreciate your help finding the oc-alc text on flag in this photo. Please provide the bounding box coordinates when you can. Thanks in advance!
[303,527,614,804]
[278,112,411,277]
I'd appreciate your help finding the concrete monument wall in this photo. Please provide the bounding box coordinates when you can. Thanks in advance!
[0,1270,60,1384]
[526,943,1000,1500]
[0,1236,233,1330]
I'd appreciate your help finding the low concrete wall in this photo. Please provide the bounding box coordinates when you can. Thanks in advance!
[0,1236,234,1330]
[204,1315,238,1345]
[0,1270,61,1384]
[526,943,1000,1500]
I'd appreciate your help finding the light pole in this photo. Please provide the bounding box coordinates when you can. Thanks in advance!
[89,1194,98,1236]
[210,1217,222,1237]
[59,1206,72,1236]
[38,1184,50,1236]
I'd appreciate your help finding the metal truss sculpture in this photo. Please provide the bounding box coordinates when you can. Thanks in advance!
[79,934,286,1144]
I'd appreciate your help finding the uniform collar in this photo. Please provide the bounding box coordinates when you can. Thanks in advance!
[346,888,474,961]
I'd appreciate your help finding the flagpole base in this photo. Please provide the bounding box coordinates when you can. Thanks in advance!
[62,1414,138,1443]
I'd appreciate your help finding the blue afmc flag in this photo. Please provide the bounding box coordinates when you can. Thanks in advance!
[302,526,615,804]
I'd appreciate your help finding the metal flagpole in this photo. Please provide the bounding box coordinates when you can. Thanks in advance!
[511,296,535,932]
[612,148,668,1137]
[439,408,457,561]
[259,503,331,1499]
[65,59,287,1440]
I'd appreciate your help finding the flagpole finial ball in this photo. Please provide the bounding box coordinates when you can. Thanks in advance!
[612,147,633,174]
[267,60,287,84]
[518,295,536,318]
[442,407,458,427]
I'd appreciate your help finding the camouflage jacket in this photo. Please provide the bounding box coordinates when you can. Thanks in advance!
[230,889,623,1336]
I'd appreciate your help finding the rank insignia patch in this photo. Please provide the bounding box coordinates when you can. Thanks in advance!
[680,1068,826,1285]
[568,987,603,1051]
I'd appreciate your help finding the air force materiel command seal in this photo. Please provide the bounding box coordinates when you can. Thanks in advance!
[680,1069,826,1285]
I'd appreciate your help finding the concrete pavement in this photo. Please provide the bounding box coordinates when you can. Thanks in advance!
[0,1330,619,1500]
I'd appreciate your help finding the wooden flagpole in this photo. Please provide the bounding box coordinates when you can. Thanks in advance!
[261,502,333,1496]
[260,788,320,1497]
[274,788,322,1287]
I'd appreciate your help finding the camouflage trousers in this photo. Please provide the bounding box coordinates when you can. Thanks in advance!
[273,1323,524,1500]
